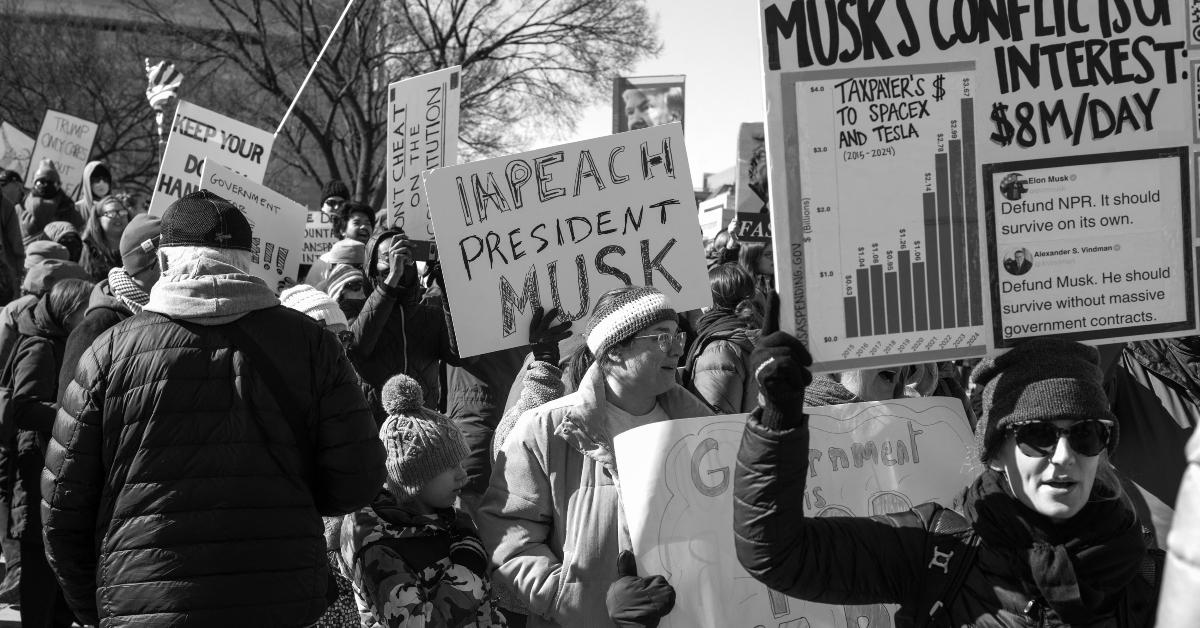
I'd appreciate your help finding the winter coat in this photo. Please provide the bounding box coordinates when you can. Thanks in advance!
[20,192,83,246]
[686,327,759,414]
[733,411,1161,628]
[56,279,131,401]
[447,347,526,496]
[40,251,387,627]
[0,195,22,289]
[1159,429,1200,626]
[339,491,506,627]
[476,364,712,627]
[73,161,109,216]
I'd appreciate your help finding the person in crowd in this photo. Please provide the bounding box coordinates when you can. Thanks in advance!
[341,374,506,627]
[321,262,368,320]
[57,214,161,399]
[737,241,773,323]
[2,277,93,627]
[734,294,1162,626]
[0,175,23,295]
[0,171,23,207]
[305,238,365,289]
[78,194,131,282]
[0,259,88,370]
[23,242,68,271]
[681,263,760,413]
[74,160,112,216]
[40,190,387,626]
[305,204,373,287]
[320,179,350,220]
[478,286,702,627]
[42,221,81,263]
[20,160,83,245]
[1159,429,1200,625]
[338,201,376,245]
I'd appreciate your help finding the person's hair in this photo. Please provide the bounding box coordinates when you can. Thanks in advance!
[709,263,755,311]
[85,195,130,248]
[711,230,730,254]
[738,242,767,277]
[336,201,377,236]
[46,278,93,326]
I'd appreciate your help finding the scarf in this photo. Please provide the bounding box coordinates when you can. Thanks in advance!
[964,467,1145,623]
[107,266,150,314]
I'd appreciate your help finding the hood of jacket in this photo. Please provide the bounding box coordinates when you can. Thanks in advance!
[16,294,70,339]
[84,278,128,318]
[144,250,278,325]
[79,161,110,208]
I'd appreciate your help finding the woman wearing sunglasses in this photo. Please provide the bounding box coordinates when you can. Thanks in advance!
[734,295,1160,627]
[477,286,710,627]
[78,195,131,282]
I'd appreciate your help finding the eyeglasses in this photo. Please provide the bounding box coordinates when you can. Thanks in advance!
[101,209,130,219]
[1008,420,1112,458]
[631,331,686,353]
[324,198,345,209]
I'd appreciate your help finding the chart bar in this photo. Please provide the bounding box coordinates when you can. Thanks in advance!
[857,267,872,337]
[913,261,928,332]
[923,192,941,330]
[898,250,914,332]
[950,138,969,325]
[845,296,859,338]
[962,97,983,326]
[885,270,900,334]
[936,152,955,329]
[870,264,886,334]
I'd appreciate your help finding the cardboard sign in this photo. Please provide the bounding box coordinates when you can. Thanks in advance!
[735,122,767,214]
[759,2,1196,371]
[615,398,976,628]
[613,76,685,134]
[425,123,710,357]
[25,110,97,193]
[385,66,461,244]
[301,210,341,266]
[698,192,733,240]
[0,123,34,177]
[150,100,274,216]
[200,162,306,292]
[734,211,771,243]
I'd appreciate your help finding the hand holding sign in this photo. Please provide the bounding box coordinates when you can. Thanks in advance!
[751,292,813,430]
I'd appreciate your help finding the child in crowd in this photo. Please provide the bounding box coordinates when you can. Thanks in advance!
[340,374,506,628]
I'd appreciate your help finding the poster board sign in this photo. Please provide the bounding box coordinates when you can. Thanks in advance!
[0,123,34,177]
[615,398,976,628]
[385,66,461,246]
[734,211,771,244]
[759,2,1197,371]
[425,123,710,357]
[301,211,340,266]
[613,75,686,134]
[200,162,305,292]
[735,122,767,213]
[24,110,97,193]
[698,191,733,240]
[150,100,274,217]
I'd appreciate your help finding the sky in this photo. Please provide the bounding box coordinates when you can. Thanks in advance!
[536,0,765,189]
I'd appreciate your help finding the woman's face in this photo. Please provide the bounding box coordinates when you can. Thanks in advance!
[994,418,1101,520]
[100,205,130,241]
[605,319,685,399]
[757,247,774,276]
[415,463,468,513]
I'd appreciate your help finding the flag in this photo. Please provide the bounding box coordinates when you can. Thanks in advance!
[145,59,183,110]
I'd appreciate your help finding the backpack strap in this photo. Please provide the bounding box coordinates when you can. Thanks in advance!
[915,507,980,628]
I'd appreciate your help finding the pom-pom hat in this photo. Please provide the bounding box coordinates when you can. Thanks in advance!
[279,284,348,328]
[378,374,469,499]
[584,286,676,357]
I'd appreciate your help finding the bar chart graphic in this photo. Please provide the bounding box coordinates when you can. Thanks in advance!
[794,63,986,370]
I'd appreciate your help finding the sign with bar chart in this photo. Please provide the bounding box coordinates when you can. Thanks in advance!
[793,64,986,371]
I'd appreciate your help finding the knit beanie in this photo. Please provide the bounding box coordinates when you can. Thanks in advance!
[585,286,676,357]
[24,241,69,270]
[321,263,365,303]
[378,374,469,500]
[280,284,348,328]
[22,259,89,296]
[42,221,78,244]
[33,159,60,184]
[319,239,366,266]
[160,190,252,251]
[120,214,162,275]
[971,337,1118,462]
[321,180,350,204]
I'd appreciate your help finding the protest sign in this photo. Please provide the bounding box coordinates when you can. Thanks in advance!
[424,123,710,357]
[734,122,767,214]
[612,75,685,134]
[301,210,340,266]
[615,397,976,628]
[698,191,732,240]
[734,211,771,243]
[200,161,305,292]
[385,66,461,248]
[24,110,97,193]
[0,123,34,176]
[759,2,1196,370]
[150,100,274,216]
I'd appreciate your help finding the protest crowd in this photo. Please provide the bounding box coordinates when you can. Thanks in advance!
[1,4,1200,628]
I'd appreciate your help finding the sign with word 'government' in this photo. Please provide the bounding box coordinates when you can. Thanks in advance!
[150,100,274,216]
[425,123,710,357]
[25,110,97,193]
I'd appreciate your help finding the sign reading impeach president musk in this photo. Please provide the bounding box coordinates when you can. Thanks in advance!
[425,123,710,357]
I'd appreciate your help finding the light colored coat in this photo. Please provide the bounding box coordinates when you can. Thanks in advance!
[1159,429,1200,626]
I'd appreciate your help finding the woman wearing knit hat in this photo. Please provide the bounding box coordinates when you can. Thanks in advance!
[340,374,507,627]
[732,294,1162,627]
[477,286,709,627]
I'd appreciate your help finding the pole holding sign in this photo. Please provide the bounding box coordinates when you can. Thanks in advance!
[424,123,710,357]
[25,110,98,194]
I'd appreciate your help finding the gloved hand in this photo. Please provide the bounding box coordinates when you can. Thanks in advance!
[606,551,675,627]
[425,259,446,295]
[529,306,572,365]
[448,534,488,576]
[750,291,813,430]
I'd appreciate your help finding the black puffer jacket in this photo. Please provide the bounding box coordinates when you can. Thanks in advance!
[733,413,1159,627]
[40,306,387,626]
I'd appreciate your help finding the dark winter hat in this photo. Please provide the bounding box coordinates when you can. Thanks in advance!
[33,159,60,184]
[42,221,79,244]
[0,170,21,185]
[120,214,162,275]
[24,241,69,270]
[378,374,469,500]
[321,180,350,203]
[159,190,252,251]
[971,337,1118,462]
[585,286,676,357]
[22,259,89,296]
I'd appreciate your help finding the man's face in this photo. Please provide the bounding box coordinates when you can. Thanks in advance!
[623,89,673,131]
[1015,251,1025,264]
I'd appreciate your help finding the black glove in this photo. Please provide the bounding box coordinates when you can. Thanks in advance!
[425,259,446,295]
[750,291,813,430]
[529,306,572,364]
[606,551,675,628]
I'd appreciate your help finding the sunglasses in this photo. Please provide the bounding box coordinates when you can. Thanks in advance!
[1008,420,1112,458]
[631,331,686,353]
[102,209,130,219]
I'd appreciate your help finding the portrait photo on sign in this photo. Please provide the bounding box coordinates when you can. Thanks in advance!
[1003,248,1033,276]
[612,75,685,133]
